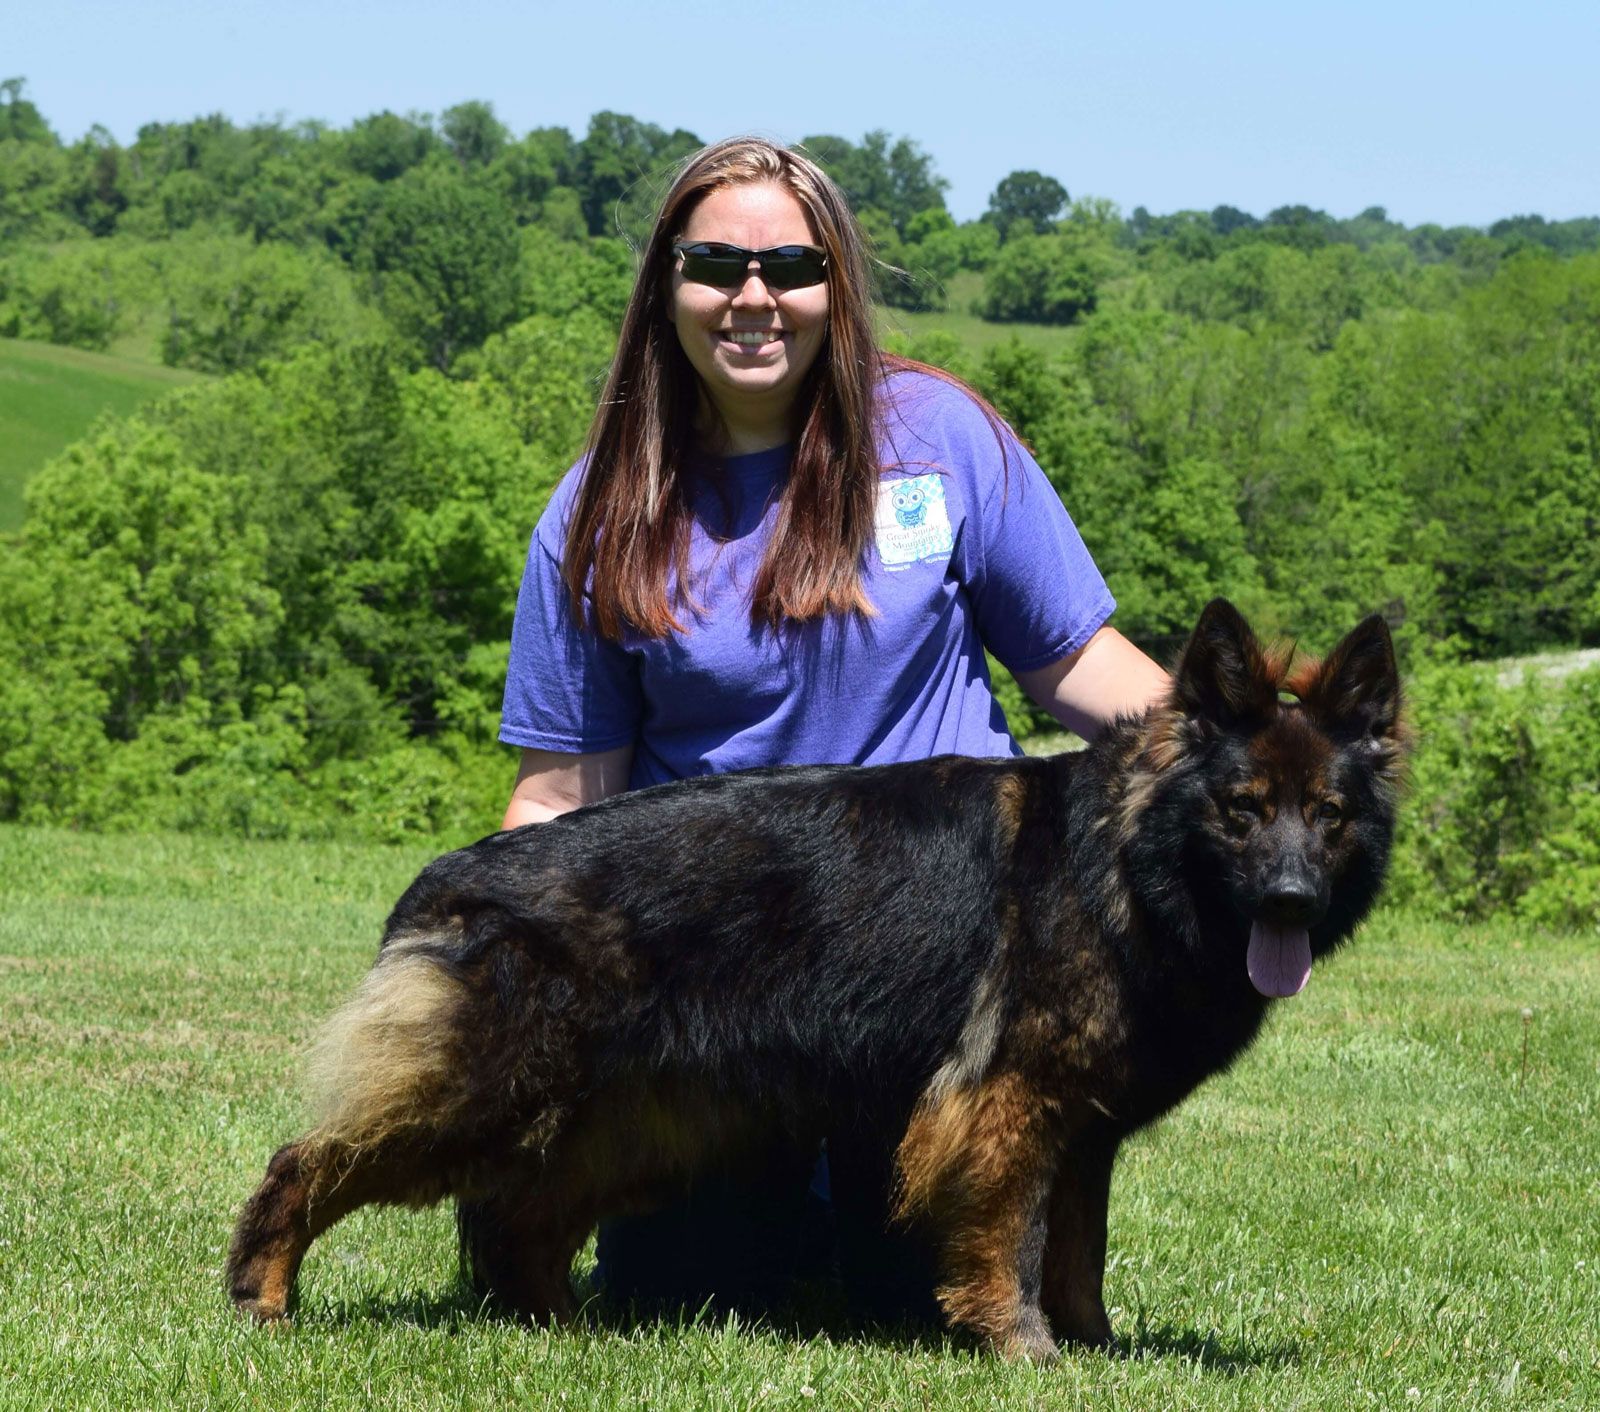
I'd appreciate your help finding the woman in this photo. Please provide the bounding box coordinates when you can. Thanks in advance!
[486,137,1169,1315]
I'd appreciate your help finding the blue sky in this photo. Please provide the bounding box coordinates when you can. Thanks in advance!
[11,0,1598,226]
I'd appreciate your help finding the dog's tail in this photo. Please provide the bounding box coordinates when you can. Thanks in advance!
[303,927,473,1162]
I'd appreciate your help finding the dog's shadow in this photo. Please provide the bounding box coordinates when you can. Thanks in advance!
[301,1283,1300,1373]
[1114,1319,1301,1374]
[316,1276,943,1354]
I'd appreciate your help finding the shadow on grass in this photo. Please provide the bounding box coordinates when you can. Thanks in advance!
[1116,1320,1301,1375]
[299,1281,1300,1373]
[311,1276,950,1355]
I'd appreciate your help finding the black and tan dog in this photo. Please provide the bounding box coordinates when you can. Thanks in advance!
[228,600,1406,1360]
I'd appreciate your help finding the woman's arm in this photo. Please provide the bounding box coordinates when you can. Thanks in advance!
[1013,626,1172,743]
[502,744,635,830]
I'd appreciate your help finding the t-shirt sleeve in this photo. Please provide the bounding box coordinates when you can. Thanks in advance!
[951,403,1116,673]
[499,511,642,754]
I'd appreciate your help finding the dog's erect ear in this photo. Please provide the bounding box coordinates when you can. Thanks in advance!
[1300,613,1402,744]
[1172,599,1279,729]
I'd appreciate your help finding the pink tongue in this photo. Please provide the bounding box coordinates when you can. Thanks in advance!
[1247,921,1313,997]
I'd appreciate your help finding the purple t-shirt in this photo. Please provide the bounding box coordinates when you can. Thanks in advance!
[500,370,1114,788]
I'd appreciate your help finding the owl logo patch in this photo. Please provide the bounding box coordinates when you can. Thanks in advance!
[876,473,953,569]
[892,482,928,527]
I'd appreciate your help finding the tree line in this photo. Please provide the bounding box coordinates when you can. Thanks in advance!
[7,76,1600,360]
[1,81,1597,923]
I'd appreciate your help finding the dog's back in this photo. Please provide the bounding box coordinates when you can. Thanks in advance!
[382,752,1071,1109]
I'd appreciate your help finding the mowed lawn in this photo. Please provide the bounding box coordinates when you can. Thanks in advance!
[0,338,198,532]
[1,825,1595,1410]
[876,272,1079,358]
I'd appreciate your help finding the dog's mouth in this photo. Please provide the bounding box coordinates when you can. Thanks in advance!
[1247,920,1313,998]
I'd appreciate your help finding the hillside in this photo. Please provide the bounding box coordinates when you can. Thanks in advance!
[0,339,199,532]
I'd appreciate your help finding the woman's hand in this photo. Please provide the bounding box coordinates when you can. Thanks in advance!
[1014,626,1172,742]
[502,745,635,830]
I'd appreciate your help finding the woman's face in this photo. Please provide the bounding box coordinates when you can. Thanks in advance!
[669,182,830,441]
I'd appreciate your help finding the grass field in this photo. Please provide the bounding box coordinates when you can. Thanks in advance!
[2,824,1595,1410]
[0,338,198,533]
[876,272,1079,358]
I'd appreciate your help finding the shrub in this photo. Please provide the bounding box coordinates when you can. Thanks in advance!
[1390,657,1600,928]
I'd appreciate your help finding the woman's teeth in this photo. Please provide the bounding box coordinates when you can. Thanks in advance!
[726,331,780,346]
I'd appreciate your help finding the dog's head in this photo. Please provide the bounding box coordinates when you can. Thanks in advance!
[1126,599,1407,997]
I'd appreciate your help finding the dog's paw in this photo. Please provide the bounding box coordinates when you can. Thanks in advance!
[999,1310,1060,1364]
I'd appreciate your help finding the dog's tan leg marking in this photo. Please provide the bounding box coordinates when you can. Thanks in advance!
[230,1125,487,1322]
[896,1072,1060,1362]
[228,1141,315,1321]
[227,1138,410,1321]
[1040,1126,1118,1349]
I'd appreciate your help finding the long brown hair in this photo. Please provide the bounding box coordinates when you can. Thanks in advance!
[563,137,995,640]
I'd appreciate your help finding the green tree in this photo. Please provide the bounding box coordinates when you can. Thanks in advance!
[0,420,283,826]
[0,338,583,839]
[0,138,70,240]
[0,77,55,144]
[980,233,1097,324]
[985,170,1068,239]
[441,100,509,169]
[0,241,128,348]
[882,213,963,312]
[799,130,948,237]
[459,308,616,457]
[358,164,521,369]
[488,126,577,223]
[341,110,439,181]
[576,111,701,239]
[516,226,633,327]
[59,128,131,236]
[159,235,383,373]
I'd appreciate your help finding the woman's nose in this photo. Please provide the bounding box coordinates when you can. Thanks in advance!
[730,268,776,306]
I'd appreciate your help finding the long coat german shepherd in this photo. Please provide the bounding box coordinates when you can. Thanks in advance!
[228,600,1406,1360]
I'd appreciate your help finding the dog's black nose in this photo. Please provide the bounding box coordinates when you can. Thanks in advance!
[1260,876,1322,926]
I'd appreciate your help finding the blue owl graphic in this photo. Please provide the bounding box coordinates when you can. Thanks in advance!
[892,483,928,528]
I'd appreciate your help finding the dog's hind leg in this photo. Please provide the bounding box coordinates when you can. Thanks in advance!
[228,934,507,1321]
[227,1140,318,1321]
[227,1134,449,1321]
[896,1072,1060,1363]
[457,1189,591,1324]
[1039,1125,1119,1349]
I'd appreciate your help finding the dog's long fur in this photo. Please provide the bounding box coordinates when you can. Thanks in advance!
[228,600,1406,1360]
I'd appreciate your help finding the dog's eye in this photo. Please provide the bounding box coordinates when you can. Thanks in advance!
[1228,793,1263,817]
[1317,800,1343,823]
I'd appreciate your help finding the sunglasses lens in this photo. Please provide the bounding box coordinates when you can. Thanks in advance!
[676,244,826,290]
[679,247,749,287]
[759,247,828,289]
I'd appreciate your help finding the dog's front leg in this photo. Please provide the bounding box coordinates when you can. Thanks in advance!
[900,1074,1060,1362]
[1039,1125,1119,1349]
[935,1165,1058,1362]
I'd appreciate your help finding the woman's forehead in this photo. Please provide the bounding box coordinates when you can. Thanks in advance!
[680,182,819,245]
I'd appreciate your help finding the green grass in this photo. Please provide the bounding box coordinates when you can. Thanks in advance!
[876,272,1080,358]
[0,338,199,532]
[1,823,1596,1409]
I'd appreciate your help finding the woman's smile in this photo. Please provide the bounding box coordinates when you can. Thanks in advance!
[719,328,789,353]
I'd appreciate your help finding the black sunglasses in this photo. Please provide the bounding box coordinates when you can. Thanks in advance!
[671,241,828,291]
